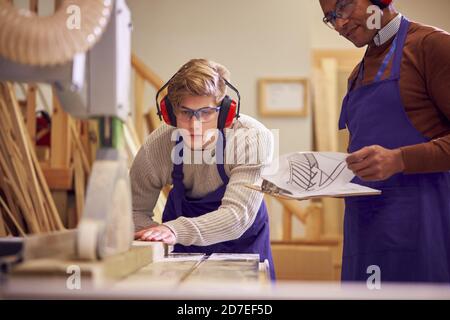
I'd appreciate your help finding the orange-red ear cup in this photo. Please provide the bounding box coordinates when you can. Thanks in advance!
[224,100,237,128]
[159,96,177,126]
[217,95,237,129]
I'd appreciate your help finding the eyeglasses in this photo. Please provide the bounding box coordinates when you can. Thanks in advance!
[175,106,221,123]
[322,0,356,29]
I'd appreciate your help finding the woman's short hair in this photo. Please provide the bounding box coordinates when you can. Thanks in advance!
[167,59,231,109]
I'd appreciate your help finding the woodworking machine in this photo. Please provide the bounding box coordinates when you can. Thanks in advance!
[0,0,134,267]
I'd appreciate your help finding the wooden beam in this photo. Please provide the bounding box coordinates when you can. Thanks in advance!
[0,145,26,232]
[79,120,93,167]
[27,131,65,230]
[50,91,71,169]
[73,147,85,226]
[87,120,100,164]
[131,54,164,89]
[70,120,91,175]
[0,206,7,237]
[0,196,27,237]
[41,166,74,190]
[52,191,68,228]
[134,72,145,142]
[26,84,37,144]
[0,82,64,234]
[12,245,159,288]
[2,83,45,233]
[282,208,292,241]
[305,203,323,241]
[145,108,161,134]
[276,198,308,224]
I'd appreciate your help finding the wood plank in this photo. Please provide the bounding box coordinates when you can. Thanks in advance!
[144,108,162,134]
[41,166,74,190]
[12,244,161,288]
[271,244,334,281]
[6,87,52,232]
[0,150,36,233]
[50,91,71,168]
[70,120,90,175]
[276,197,307,224]
[26,84,37,144]
[87,120,99,164]
[27,128,65,231]
[134,73,145,142]
[126,115,142,147]
[0,196,27,237]
[35,146,50,162]
[1,84,42,233]
[305,203,323,241]
[52,191,68,228]
[282,208,292,241]
[312,49,364,71]
[73,147,85,225]
[0,133,26,232]
[131,54,164,89]
[0,206,8,237]
[79,121,92,167]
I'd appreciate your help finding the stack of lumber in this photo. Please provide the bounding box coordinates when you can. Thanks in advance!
[0,82,65,236]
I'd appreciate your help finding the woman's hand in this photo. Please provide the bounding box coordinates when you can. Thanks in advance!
[346,145,405,181]
[134,225,177,245]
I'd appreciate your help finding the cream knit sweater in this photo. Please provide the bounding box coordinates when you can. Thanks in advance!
[130,114,273,246]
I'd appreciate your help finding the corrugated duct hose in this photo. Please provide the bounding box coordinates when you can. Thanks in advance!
[0,0,113,66]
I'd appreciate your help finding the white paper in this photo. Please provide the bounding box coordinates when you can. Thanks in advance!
[254,152,380,200]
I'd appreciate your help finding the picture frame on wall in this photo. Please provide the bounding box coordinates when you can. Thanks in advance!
[258,78,309,117]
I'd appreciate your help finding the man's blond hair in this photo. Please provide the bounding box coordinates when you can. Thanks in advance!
[167,59,231,109]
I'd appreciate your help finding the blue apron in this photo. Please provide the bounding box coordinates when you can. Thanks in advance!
[339,17,450,283]
[162,132,275,280]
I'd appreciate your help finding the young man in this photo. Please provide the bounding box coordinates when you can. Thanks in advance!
[130,59,275,279]
[319,0,450,282]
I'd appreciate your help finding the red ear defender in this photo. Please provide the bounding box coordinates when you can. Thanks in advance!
[159,96,177,126]
[156,70,241,129]
[224,100,237,128]
[217,95,239,130]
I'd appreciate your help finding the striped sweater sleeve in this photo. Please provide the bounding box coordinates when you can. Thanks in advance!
[130,129,169,231]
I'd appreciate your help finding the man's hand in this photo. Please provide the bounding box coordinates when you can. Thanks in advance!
[346,145,405,181]
[134,225,177,245]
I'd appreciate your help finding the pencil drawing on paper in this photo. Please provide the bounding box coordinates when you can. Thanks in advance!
[286,153,347,192]
[255,151,380,200]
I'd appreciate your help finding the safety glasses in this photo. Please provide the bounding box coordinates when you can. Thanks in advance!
[322,0,356,29]
[175,106,221,123]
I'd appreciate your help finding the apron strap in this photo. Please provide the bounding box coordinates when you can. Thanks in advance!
[171,135,185,216]
[338,95,349,130]
[374,35,397,82]
[215,130,229,184]
[390,16,410,80]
